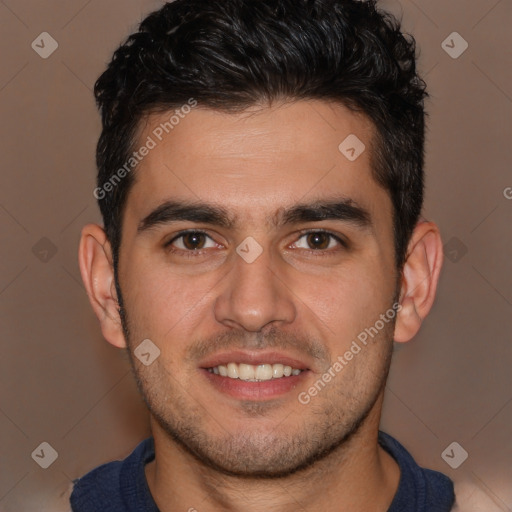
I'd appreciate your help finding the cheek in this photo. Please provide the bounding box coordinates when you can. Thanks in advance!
[297,260,395,344]
[122,260,218,339]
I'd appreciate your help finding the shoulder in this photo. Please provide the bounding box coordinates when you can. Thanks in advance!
[69,438,155,512]
[379,431,455,512]
[70,459,125,510]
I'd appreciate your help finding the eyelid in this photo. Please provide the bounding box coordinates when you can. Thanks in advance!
[291,228,348,250]
[165,229,218,248]
[164,228,348,255]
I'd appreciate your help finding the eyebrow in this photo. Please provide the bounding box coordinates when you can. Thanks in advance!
[278,199,371,228]
[138,201,234,233]
[137,197,372,234]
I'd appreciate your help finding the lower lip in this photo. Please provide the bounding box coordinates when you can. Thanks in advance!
[201,368,310,400]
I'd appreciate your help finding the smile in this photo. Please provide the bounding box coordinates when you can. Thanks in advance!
[207,362,303,381]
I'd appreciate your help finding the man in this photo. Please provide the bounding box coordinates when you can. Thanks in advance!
[71,0,455,510]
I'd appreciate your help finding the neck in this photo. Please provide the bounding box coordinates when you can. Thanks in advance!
[145,394,400,512]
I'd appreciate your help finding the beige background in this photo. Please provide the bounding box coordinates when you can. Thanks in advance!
[0,0,510,511]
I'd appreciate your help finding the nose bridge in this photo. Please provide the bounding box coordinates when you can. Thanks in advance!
[213,241,296,331]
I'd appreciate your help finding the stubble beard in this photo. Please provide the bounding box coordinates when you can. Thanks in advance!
[115,276,396,478]
[123,333,394,478]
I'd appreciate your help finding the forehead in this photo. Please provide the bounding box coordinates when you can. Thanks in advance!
[124,100,390,228]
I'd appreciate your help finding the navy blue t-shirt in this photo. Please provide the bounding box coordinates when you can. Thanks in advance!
[70,431,455,511]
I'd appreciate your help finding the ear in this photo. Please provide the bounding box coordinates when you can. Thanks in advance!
[78,224,127,348]
[394,221,444,343]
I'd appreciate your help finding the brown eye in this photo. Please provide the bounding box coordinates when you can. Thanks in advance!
[292,231,345,253]
[306,232,331,250]
[168,231,216,251]
[181,232,206,250]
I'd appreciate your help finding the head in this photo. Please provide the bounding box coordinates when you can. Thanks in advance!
[80,0,443,477]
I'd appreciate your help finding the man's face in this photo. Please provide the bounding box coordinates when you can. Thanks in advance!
[117,100,398,476]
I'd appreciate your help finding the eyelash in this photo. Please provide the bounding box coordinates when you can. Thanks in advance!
[293,229,348,256]
[164,229,347,258]
[164,230,219,258]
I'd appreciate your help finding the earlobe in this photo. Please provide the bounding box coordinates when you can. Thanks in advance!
[393,221,444,343]
[78,224,127,349]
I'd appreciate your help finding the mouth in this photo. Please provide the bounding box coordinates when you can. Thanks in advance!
[207,362,303,381]
[199,351,311,400]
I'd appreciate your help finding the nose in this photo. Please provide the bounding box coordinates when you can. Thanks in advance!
[213,246,297,332]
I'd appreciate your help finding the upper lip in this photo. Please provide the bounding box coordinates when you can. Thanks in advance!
[199,350,311,371]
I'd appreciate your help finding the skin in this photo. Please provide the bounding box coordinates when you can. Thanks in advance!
[79,100,443,512]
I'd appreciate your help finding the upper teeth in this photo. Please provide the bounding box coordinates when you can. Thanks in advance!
[208,363,302,381]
